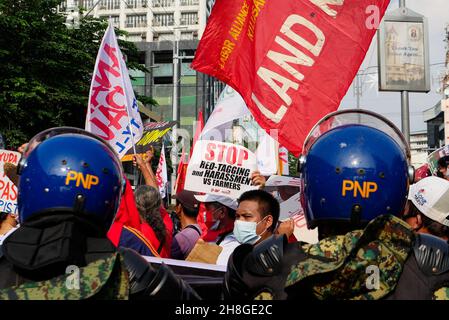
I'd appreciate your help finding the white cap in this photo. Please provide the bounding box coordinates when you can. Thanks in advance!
[194,194,238,210]
[408,176,449,227]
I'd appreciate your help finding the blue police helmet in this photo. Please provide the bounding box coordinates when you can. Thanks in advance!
[298,109,414,229]
[17,127,124,231]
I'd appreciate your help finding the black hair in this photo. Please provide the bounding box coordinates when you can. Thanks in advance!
[238,190,280,232]
[0,211,8,223]
[176,201,199,218]
[134,185,167,246]
[438,156,449,169]
[404,201,449,239]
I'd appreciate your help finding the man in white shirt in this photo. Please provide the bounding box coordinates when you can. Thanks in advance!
[194,194,240,266]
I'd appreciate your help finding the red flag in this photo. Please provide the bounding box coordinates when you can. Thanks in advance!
[107,177,141,246]
[174,146,188,194]
[192,0,390,156]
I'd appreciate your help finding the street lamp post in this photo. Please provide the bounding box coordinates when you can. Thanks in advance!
[399,0,411,145]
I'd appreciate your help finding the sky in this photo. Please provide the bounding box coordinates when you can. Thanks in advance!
[340,0,448,133]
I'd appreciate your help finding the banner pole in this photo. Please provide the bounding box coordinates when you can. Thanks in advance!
[108,20,139,187]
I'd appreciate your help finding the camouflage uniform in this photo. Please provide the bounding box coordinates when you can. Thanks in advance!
[283,215,449,300]
[0,252,129,300]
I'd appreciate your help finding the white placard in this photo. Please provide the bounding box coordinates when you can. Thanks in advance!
[184,140,258,199]
[0,150,20,214]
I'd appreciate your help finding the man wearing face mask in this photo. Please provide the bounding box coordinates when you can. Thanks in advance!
[233,190,280,245]
[196,195,237,243]
[194,194,239,266]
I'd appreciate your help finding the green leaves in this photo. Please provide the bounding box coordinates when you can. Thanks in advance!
[0,0,150,149]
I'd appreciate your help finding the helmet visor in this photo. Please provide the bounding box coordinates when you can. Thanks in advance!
[302,109,411,160]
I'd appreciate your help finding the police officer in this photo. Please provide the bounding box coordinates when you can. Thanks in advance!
[225,109,449,300]
[0,127,199,300]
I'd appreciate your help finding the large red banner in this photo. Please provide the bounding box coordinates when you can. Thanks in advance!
[192,0,390,156]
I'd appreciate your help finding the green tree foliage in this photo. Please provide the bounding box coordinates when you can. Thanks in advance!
[0,0,149,148]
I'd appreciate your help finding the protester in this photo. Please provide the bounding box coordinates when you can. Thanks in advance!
[437,156,449,181]
[171,190,202,260]
[0,212,18,246]
[0,128,199,300]
[134,185,171,257]
[194,194,240,265]
[134,149,173,254]
[224,110,449,300]
[117,186,163,257]
[234,189,281,245]
[403,176,449,241]
[192,170,271,247]
[198,195,237,243]
[386,176,449,299]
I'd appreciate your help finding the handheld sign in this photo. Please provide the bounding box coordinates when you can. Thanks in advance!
[427,145,449,176]
[184,140,258,199]
[265,175,318,244]
[0,150,20,214]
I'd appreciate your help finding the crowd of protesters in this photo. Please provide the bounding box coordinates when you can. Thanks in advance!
[2,115,449,300]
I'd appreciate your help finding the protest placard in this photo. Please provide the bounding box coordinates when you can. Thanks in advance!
[265,175,318,243]
[184,140,258,199]
[121,121,176,162]
[265,175,301,188]
[0,150,20,214]
[427,145,449,175]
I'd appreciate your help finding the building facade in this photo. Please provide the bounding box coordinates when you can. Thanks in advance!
[60,0,207,42]
[409,130,428,167]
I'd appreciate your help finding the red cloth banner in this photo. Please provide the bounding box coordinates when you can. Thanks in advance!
[192,0,390,156]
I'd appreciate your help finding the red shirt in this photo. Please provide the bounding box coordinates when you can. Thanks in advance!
[139,206,173,258]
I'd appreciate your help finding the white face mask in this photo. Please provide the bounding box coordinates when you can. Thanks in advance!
[233,217,268,244]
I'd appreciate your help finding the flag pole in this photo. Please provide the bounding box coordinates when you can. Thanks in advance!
[111,20,139,187]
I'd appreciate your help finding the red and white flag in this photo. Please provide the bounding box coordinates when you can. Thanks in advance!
[278,146,289,175]
[156,144,168,198]
[174,146,188,194]
[86,23,143,158]
[192,0,390,156]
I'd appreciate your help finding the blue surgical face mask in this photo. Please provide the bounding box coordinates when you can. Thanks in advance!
[233,217,268,244]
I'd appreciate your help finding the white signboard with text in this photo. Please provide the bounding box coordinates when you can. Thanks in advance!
[0,150,20,214]
[184,140,258,199]
[266,175,318,244]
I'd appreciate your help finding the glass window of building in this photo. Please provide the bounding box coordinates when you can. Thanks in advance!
[126,14,147,28]
[100,15,120,27]
[180,0,199,5]
[180,32,193,40]
[129,67,146,96]
[153,0,175,7]
[180,12,198,25]
[125,0,148,9]
[127,33,145,42]
[153,13,174,27]
[98,0,120,10]
[157,33,175,41]
[152,52,174,120]
[179,50,197,137]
